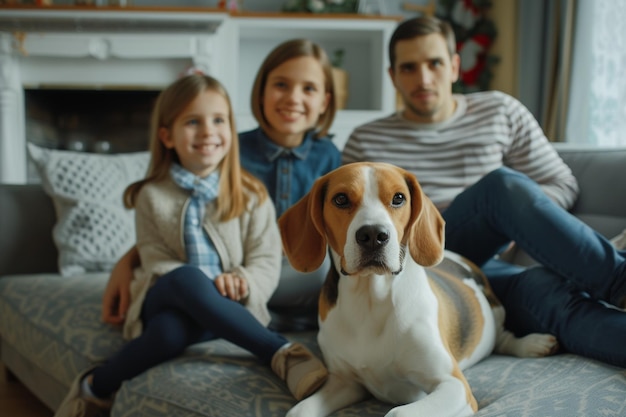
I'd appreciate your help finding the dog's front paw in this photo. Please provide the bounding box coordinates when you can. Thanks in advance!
[385,405,409,417]
[515,333,559,357]
[286,402,307,417]
[385,402,476,417]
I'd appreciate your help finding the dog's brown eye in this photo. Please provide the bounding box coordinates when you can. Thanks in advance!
[391,193,406,207]
[332,193,350,208]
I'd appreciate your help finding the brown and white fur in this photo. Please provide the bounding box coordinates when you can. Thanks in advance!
[278,162,558,417]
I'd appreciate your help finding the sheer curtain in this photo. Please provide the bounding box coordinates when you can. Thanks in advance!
[516,0,575,142]
[566,0,626,146]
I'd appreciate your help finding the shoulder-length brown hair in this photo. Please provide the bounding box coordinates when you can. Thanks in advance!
[124,74,267,221]
[250,38,336,138]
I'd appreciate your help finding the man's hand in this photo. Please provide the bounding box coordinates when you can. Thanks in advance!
[214,272,249,302]
[101,247,138,325]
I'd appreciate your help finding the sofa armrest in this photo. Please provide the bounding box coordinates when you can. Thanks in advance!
[0,184,58,276]
[555,144,626,238]
[502,145,626,267]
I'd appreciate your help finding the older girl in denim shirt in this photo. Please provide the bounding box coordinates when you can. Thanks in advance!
[239,39,341,328]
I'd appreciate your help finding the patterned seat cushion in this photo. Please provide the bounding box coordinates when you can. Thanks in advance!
[0,274,125,388]
[0,274,392,416]
[112,337,394,417]
[2,273,625,417]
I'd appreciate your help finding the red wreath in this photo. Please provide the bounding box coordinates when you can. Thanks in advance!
[457,33,493,86]
[439,0,498,92]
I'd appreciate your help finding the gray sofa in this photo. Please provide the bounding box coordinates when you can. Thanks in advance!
[1,145,626,417]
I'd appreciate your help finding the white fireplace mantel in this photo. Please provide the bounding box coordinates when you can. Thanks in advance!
[0,8,398,184]
[0,7,229,184]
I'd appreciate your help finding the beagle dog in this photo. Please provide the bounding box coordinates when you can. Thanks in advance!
[278,162,558,417]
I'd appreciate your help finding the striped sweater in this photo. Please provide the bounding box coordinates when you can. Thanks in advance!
[342,91,579,210]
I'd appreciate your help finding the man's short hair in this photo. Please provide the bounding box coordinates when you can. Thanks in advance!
[388,16,457,69]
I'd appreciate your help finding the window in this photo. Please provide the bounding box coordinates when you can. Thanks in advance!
[566,0,626,146]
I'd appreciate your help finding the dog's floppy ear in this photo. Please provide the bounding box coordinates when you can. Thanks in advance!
[404,173,445,267]
[278,177,328,272]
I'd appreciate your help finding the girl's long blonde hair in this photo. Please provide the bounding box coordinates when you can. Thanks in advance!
[124,74,267,221]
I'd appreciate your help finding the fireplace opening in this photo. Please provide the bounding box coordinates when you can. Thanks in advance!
[26,88,160,154]
[25,88,160,182]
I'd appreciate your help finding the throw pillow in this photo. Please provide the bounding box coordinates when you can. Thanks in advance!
[28,143,149,277]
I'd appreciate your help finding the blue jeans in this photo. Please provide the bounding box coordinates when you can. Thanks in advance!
[442,167,626,367]
[91,266,288,397]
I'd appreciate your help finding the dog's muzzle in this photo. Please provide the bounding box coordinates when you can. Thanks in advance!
[356,224,390,251]
[340,224,402,275]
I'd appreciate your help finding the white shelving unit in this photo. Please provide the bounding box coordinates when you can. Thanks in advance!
[226,14,399,148]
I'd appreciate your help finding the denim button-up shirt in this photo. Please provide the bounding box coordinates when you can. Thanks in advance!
[239,127,341,218]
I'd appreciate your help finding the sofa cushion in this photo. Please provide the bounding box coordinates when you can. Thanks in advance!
[27,143,149,276]
[0,274,125,385]
[0,272,392,415]
[2,272,626,416]
[556,145,626,238]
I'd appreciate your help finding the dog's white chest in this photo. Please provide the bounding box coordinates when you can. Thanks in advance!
[318,273,450,403]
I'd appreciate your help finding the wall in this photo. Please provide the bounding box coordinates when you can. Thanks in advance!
[51,0,431,15]
[487,0,517,96]
[48,0,518,94]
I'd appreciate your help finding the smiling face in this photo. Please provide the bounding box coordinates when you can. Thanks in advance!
[159,89,232,178]
[262,55,330,148]
[389,33,460,124]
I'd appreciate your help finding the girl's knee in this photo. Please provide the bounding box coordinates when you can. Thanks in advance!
[168,265,207,281]
[162,266,214,293]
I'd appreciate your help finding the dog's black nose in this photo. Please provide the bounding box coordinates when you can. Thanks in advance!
[356,225,390,250]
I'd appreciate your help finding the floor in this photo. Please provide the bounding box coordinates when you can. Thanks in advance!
[0,362,53,417]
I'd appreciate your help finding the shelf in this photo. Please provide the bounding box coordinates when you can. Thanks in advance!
[231,11,403,21]
[0,6,228,34]
[232,15,398,114]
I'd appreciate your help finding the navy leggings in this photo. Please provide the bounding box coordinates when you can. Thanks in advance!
[442,167,626,367]
[90,266,288,397]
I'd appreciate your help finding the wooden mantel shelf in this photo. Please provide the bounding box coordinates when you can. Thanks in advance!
[0,5,402,34]
[230,11,403,21]
[0,6,229,33]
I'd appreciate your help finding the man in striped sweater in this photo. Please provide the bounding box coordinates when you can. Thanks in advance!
[343,16,626,367]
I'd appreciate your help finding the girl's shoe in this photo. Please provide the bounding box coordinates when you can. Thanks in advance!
[54,368,111,417]
[271,342,329,400]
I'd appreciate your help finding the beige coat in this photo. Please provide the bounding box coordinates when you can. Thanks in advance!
[123,176,282,340]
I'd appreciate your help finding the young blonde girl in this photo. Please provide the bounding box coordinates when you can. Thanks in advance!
[102,39,342,331]
[54,74,327,417]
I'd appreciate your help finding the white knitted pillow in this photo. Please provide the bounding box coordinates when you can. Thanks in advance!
[28,143,149,277]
